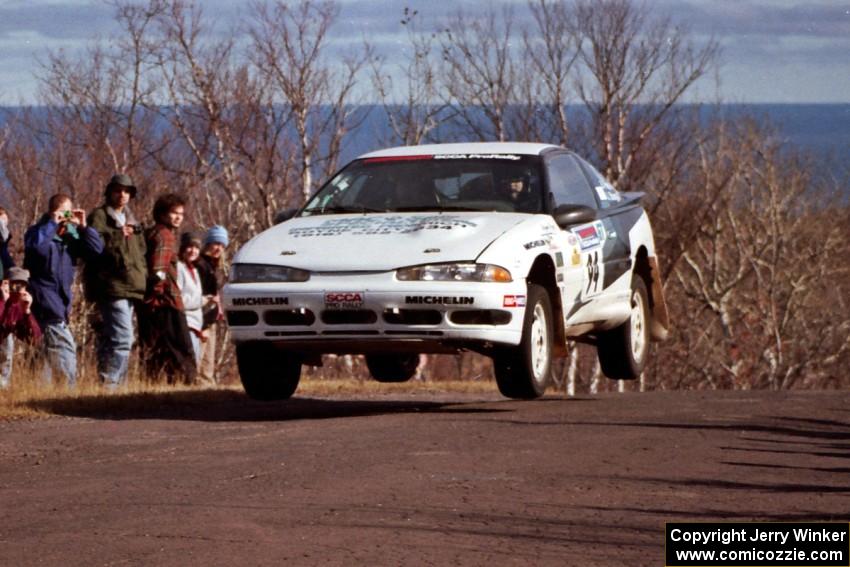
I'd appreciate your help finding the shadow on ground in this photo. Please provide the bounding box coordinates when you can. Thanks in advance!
[564,414,850,515]
[24,389,520,422]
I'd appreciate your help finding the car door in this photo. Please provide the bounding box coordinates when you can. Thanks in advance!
[544,152,611,326]
[574,157,637,305]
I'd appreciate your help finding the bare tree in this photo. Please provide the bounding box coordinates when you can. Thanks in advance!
[249,0,368,201]
[369,8,447,146]
[523,0,580,146]
[440,6,520,142]
[570,0,718,190]
[659,120,850,390]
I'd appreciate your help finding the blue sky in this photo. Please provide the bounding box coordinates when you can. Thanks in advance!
[0,0,848,104]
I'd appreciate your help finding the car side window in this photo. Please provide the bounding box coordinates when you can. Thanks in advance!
[546,154,598,210]
[576,157,622,209]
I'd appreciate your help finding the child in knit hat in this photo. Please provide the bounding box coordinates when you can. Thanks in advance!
[195,225,229,385]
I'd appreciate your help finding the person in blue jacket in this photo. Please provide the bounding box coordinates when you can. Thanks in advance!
[24,194,104,386]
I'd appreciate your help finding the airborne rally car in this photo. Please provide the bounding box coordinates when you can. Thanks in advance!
[223,142,669,400]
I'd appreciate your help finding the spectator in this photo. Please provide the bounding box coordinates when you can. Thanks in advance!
[24,194,104,386]
[176,232,204,368]
[84,174,147,389]
[0,268,42,388]
[139,193,196,384]
[0,207,17,387]
[195,225,228,385]
[0,207,14,278]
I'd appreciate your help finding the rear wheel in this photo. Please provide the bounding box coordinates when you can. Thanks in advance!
[493,284,552,399]
[366,354,420,383]
[598,276,650,380]
[236,342,301,400]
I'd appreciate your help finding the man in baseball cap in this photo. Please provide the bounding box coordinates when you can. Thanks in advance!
[83,173,147,389]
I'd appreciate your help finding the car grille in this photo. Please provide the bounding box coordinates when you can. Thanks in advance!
[382,309,442,325]
[320,310,378,325]
[226,311,259,326]
[449,310,512,326]
[264,309,316,326]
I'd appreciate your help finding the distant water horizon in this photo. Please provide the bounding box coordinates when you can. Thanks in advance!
[2,103,848,164]
[341,103,850,164]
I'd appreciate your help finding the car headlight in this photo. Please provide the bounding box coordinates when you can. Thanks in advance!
[229,264,310,283]
[396,262,512,282]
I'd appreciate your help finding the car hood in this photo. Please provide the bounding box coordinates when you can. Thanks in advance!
[234,212,531,271]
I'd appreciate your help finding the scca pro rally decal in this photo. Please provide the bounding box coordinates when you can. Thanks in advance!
[231,297,289,306]
[289,216,477,238]
[571,221,605,251]
[405,296,474,305]
[325,292,364,309]
[503,295,526,308]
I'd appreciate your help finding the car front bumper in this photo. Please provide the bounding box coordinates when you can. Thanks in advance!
[223,273,527,353]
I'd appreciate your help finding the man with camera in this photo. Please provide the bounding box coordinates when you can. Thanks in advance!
[83,174,147,389]
[24,193,104,386]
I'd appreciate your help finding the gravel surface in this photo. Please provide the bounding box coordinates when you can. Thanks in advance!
[1,389,848,566]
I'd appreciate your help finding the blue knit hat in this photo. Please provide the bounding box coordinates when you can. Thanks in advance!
[204,225,229,247]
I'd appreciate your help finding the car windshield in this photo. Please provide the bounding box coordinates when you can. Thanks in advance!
[301,155,545,216]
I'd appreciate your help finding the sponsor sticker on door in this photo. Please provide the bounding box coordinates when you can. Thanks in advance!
[572,222,604,251]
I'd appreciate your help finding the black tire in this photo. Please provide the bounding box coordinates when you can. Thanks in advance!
[366,354,420,383]
[597,276,650,380]
[236,342,301,400]
[492,284,553,399]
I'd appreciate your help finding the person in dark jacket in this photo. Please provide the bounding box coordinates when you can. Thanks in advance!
[138,193,195,384]
[195,225,228,385]
[24,194,104,386]
[84,174,147,388]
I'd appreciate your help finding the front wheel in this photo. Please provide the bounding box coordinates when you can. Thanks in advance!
[236,342,301,400]
[365,354,420,383]
[493,284,553,399]
[597,276,650,380]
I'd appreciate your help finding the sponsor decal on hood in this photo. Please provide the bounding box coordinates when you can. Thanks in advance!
[289,215,477,238]
[235,213,532,272]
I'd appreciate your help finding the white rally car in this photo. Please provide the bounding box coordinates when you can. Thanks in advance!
[223,142,669,400]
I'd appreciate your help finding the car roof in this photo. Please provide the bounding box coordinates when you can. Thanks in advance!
[358,142,561,159]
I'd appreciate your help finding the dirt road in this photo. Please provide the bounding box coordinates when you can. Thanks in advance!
[0,389,848,566]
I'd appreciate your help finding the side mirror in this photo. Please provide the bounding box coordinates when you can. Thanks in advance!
[553,204,597,228]
[273,208,298,225]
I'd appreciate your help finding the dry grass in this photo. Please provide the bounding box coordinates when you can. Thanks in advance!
[0,367,498,421]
